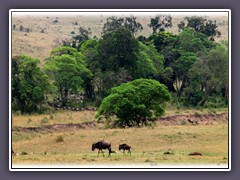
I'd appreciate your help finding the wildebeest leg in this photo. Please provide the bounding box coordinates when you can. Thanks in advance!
[97,149,100,157]
[128,150,131,156]
[101,149,105,157]
[123,149,126,155]
[108,148,111,157]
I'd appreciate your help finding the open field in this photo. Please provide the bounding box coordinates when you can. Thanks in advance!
[12,108,228,167]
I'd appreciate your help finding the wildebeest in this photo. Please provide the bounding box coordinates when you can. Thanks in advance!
[119,144,131,156]
[92,140,111,157]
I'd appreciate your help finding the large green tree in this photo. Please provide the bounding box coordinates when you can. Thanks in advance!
[92,27,139,99]
[183,45,228,106]
[12,55,50,113]
[44,46,92,106]
[96,79,171,128]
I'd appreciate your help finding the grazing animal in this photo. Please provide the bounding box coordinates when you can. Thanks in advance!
[119,144,131,156]
[92,140,111,157]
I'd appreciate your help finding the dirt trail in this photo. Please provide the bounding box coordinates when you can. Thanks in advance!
[13,121,97,133]
[12,113,228,133]
[157,113,228,125]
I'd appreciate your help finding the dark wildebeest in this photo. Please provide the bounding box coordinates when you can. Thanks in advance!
[92,140,111,157]
[119,144,131,156]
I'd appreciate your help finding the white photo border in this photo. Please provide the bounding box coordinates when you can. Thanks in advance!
[9,9,231,171]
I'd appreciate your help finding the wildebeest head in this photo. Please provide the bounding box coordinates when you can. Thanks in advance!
[92,143,96,151]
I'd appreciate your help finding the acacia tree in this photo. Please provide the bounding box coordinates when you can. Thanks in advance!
[178,16,221,41]
[149,15,172,33]
[102,16,143,35]
[12,55,50,113]
[44,46,92,106]
[96,79,171,128]
[73,26,92,47]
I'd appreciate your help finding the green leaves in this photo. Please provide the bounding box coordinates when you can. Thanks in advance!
[96,79,171,128]
[177,16,221,41]
[44,47,93,106]
[183,45,228,106]
[149,15,172,33]
[102,16,143,35]
[12,55,51,113]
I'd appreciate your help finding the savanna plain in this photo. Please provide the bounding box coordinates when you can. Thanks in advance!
[12,108,228,166]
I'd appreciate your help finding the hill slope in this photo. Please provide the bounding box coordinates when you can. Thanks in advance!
[11,14,228,64]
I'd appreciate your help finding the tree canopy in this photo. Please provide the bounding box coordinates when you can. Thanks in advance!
[149,15,173,33]
[102,16,143,35]
[12,55,51,113]
[178,16,221,41]
[12,15,228,116]
[44,46,92,106]
[96,79,171,128]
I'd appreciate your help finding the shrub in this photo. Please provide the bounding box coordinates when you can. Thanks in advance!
[49,115,54,120]
[55,135,64,143]
[41,117,49,124]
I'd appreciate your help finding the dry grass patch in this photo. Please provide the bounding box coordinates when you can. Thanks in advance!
[12,110,97,127]
[12,123,228,165]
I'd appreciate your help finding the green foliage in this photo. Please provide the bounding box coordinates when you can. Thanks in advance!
[174,52,197,79]
[98,27,139,72]
[178,16,221,41]
[44,46,92,106]
[134,42,164,79]
[96,79,171,127]
[73,26,92,46]
[12,55,51,113]
[149,15,172,33]
[183,45,228,106]
[177,29,206,53]
[102,16,143,35]
[149,31,177,54]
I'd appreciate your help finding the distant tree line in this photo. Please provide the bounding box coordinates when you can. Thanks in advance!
[12,15,229,122]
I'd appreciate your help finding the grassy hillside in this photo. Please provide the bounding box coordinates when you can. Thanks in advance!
[11,14,228,64]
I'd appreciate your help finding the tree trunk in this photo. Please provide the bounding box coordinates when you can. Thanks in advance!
[19,99,25,114]
[177,76,187,96]
[198,87,215,106]
[62,89,69,106]
[85,81,95,100]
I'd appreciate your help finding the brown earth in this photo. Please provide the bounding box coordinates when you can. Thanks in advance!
[157,113,228,125]
[12,113,228,133]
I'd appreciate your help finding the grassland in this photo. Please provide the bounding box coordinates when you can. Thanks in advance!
[12,108,228,167]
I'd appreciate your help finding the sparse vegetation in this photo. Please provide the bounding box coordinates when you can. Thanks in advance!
[12,111,228,165]
[55,135,64,143]
[40,117,49,124]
